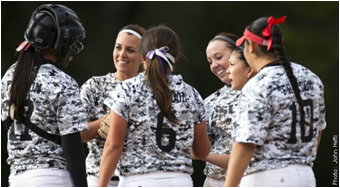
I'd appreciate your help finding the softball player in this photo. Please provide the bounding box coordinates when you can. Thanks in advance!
[1,4,88,186]
[193,33,240,187]
[226,46,255,91]
[80,24,145,187]
[97,25,211,187]
[225,16,326,187]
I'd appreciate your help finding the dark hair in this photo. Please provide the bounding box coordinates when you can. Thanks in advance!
[246,17,309,126]
[9,47,43,124]
[233,46,249,67]
[210,32,239,51]
[119,24,146,73]
[139,25,180,124]
[10,4,84,124]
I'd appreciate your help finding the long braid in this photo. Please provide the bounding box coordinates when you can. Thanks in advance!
[271,26,310,126]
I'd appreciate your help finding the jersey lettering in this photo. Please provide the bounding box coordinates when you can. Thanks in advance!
[172,91,186,103]
[9,101,34,141]
[32,82,43,93]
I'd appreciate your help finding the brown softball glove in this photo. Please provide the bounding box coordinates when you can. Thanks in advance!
[98,111,110,139]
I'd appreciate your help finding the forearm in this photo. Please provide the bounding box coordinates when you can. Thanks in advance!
[224,142,256,187]
[98,110,127,186]
[80,118,103,143]
[192,121,211,159]
[204,153,230,170]
[97,145,123,186]
[317,130,322,149]
[61,132,88,187]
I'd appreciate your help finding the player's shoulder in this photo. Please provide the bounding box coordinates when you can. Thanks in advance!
[40,64,73,79]
[175,75,200,95]
[291,62,324,85]
[204,85,229,101]
[121,72,145,87]
[114,72,146,96]
[2,62,17,81]
[38,64,80,90]
[169,74,204,100]
[86,72,116,83]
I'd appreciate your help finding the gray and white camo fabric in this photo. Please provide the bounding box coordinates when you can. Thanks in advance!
[104,72,206,176]
[203,85,240,181]
[234,62,326,175]
[80,72,120,178]
[1,62,88,176]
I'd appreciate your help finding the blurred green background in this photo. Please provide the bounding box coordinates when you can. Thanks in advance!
[1,1,338,187]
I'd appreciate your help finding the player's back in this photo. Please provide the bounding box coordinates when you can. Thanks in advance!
[106,73,206,176]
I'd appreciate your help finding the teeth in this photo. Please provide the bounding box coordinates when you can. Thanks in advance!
[217,69,224,75]
[119,61,128,64]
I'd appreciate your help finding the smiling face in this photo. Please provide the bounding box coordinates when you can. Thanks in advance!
[206,40,233,84]
[226,50,252,91]
[113,32,142,81]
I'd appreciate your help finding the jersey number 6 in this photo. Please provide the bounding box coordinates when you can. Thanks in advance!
[287,99,313,144]
[156,112,176,152]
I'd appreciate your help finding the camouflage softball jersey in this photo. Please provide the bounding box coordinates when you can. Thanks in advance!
[204,85,240,181]
[1,62,89,175]
[104,72,206,176]
[80,72,121,177]
[233,62,326,175]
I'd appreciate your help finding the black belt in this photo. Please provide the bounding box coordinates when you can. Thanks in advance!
[111,176,119,181]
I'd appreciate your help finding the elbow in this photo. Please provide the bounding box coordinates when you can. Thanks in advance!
[102,144,124,159]
[80,131,92,143]
[193,142,211,159]
[103,141,124,154]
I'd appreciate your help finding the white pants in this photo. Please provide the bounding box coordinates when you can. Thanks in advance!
[118,171,193,187]
[203,177,224,187]
[8,169,73,187]
[87,175,119,187]
[240,164,316,187]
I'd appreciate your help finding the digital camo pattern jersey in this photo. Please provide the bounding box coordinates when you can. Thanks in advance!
[104,73,206,176]
[80,73,120,178]
[203,85,240,181]
[1,61,88,175]
[234,62,326,175]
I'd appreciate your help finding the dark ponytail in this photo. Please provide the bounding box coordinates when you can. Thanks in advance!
[9,46,43,124]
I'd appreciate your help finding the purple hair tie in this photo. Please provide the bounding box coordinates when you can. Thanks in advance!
[146,46,176,75]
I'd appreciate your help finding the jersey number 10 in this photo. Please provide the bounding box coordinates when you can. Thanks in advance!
[287,99,313,144]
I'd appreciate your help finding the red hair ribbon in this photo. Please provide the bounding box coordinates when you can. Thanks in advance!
[262,16,286,51]
[15,40,31,56]
[15,40,31,52]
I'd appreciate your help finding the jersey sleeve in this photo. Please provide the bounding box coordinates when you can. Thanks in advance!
[80,78,98,121]
[104,82,130,121]
[1,64,16,122]
[191,87,206,126]
[233,88,271,146]
[204,95,216,142]
[57,81,88,135]
[315,78,326,131]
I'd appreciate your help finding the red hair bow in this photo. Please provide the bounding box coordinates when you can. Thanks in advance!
[262,16,286,51]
